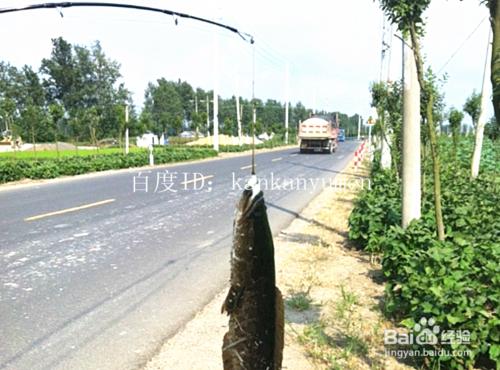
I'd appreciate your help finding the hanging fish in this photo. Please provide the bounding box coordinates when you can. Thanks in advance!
[222,175,284,370]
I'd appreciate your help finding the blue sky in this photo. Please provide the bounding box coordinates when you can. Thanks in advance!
[0,0,493,125]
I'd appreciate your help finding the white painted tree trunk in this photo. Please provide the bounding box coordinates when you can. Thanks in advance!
[381,128,392,169]
[471,30,492,179]
[402,39,421,228]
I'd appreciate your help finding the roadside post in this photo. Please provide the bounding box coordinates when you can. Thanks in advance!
[149,138,154,166]
[366,116,375,161]
[125,104,129,154]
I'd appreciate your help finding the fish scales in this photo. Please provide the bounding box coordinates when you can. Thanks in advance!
[222,177,284,370]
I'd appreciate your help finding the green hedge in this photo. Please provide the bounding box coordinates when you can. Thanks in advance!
[348,138,500,369]
[0,147,217,183]
[187,138,295,152]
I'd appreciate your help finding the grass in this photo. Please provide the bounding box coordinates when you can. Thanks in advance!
[0,147,145,159]
[334,285,359,324]
[293,284,376,369]
[286,291,313,311]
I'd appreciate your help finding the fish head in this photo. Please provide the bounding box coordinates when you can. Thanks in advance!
[236,175,264,222]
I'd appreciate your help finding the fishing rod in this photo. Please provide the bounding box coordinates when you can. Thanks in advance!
[0,2,254,43]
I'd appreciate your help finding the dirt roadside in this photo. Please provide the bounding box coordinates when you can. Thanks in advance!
[143,158,413,370]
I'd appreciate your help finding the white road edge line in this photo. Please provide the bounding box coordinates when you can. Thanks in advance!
[25,198,116,222]
[271,157,283,162]
[181,174,214,185]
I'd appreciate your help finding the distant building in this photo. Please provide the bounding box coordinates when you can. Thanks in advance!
[179,131,202,138]
[136,132,159,148]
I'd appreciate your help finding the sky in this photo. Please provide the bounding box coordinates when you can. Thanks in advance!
[0,0,493,126]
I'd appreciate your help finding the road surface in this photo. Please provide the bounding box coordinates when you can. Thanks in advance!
[0,141,359,370]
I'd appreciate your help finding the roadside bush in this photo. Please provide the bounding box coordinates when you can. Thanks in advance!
[0,147,217,184]
[187,137,294,153]
[348,168,401,254]
[382,218,499,369]
[348,138,500,368]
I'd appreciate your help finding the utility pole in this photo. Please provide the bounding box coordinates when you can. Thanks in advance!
[236,78,242,146]
[213,33,219,151]
[284,63,290,144]
[402,36,421,228]
[357,115,361,140]
[206,94,210,135]
[191,92,199,137]
[313,88,317,115]
[125,104,129,154]
[471,29,492,179]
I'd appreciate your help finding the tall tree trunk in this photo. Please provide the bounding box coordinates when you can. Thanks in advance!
[31,123,37,158]
[402,37,421,228]
[426,94,445,240]
[378,110,392,169]
[491,0,500,125]
[471,30,493,179]
[410,25,445,241]
[421,141,426,199]
[452,129,458,163]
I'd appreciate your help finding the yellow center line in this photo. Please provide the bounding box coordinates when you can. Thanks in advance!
[272,157,283,162]
[181,175,214,186]
[240,164,256,170]
[25,198,116,222]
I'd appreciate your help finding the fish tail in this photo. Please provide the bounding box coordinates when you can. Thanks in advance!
[274,287,284,370]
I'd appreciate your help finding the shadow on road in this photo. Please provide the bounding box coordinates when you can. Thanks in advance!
[267,202,348,239]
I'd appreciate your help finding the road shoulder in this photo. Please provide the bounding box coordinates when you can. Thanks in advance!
[142,157,412,370]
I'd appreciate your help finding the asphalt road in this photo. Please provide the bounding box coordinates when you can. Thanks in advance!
[0,141,359,370]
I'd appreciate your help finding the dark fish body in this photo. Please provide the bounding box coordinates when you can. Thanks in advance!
[222,177,284,370]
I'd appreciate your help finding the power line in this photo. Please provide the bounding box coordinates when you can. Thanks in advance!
[437,16,487,74]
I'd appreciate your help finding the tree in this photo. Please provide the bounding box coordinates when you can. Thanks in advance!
[40,37,77,110]
[482,0,499,125]
[448,107,464,160]
[174,79,194,121]
[223,117,234,135]
[17,66,51,143]
[484,116,499,140]
[379,0,446,240]
[463,90,481,130]
[142,78,183,136]
[370,81,399,171]
[292,102,310,127]
[40,37,130,142]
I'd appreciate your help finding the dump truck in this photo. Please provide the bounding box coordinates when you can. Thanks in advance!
[298,116,339,153]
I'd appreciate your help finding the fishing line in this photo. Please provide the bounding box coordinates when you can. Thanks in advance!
[0,2,254,43]
[251,38,256,176]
